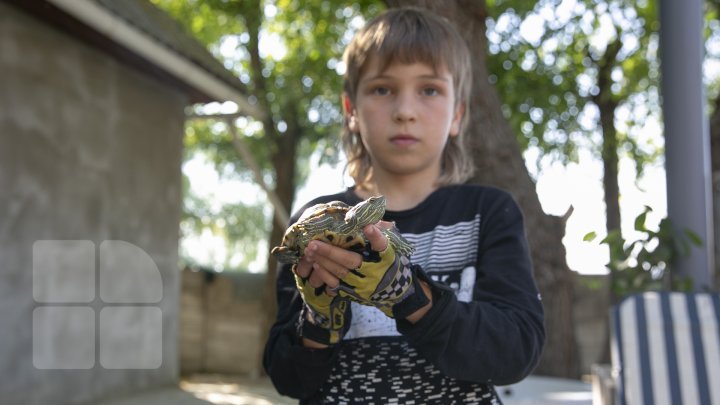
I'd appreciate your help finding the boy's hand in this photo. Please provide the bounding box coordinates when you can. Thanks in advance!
[292,257,349,346]
[303,222,427,318]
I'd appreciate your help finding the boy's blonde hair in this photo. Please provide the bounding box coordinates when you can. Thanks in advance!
[342,7,474,188]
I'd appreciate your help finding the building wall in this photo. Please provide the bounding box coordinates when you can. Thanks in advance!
[0,3,186,403]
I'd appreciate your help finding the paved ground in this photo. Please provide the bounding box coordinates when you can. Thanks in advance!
[96,374,593,405]
[497,376,594,405]
[96,374,294,405]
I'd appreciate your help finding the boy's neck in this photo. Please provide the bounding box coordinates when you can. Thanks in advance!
[356,174,439,211]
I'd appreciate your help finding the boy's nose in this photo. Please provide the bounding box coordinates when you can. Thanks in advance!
[392,93,417,123]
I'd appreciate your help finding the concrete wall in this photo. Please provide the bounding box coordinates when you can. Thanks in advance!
[0,3,186,404]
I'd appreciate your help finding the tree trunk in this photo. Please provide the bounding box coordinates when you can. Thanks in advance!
[244,0,300,376]
[593,40,623,248]
[590,39,621,366]
[709,92,720,290]
[257,131,298,376]
[385,0,580,378]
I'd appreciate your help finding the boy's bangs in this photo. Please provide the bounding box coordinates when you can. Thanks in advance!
[371,20,450,74]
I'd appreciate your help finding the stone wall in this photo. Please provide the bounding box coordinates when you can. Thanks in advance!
[179,268,612,378]
[572,274,612,375]
[180,268,265,377]
[0,3,185,403]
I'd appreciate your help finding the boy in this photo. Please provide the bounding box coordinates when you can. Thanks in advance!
[264,7,545,404]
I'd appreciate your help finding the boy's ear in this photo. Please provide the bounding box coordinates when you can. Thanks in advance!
[342,93,353,114]
[343,94,359,132]
[449,102,465,137]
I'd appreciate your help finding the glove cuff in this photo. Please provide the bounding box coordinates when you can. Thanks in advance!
[297,304,344,346]
[391,264,431,319]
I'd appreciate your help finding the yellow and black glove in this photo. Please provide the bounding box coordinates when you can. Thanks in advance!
[293,265,349,345]
[334,243,429,318]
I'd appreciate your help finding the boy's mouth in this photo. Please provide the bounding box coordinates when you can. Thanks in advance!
[390,135,418,146]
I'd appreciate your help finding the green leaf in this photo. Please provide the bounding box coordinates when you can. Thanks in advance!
[586,207,703,298]
[684,229,704,247]
[583,231,597,242]
[634,206,650,232]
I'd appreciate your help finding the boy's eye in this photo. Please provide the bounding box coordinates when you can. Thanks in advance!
[422,87,439,96]
[372,87,391,96]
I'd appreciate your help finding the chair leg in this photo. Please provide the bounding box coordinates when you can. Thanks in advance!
[591,363,617,405]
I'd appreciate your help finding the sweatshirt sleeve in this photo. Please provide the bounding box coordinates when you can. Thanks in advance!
[262,261,341,399]
[396,192,545,386]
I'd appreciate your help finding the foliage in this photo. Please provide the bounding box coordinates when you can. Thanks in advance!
[704,0,720,102]
[151,0,708,273]
[151,0,384,270]
[485,0,663,178]
[153,0,379,172]
[583,206,700,297]
[179,160,269,270]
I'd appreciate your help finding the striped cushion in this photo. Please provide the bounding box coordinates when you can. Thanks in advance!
[611,292,720,405]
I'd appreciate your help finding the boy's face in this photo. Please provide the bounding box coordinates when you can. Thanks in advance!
[346,58,464,183]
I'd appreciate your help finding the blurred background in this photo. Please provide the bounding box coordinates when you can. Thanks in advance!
[1,0,719,404]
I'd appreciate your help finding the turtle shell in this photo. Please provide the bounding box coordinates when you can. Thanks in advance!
[270,195,414,264]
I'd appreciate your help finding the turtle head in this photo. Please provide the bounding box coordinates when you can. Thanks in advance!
[346,195,386,226]
[271,246,300,264]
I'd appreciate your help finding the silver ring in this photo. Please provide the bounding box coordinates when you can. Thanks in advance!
[328,284,340,293]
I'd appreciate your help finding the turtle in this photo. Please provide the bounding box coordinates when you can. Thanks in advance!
[270,195,415,265]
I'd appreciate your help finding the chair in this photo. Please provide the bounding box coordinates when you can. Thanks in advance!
[610,292,720,405]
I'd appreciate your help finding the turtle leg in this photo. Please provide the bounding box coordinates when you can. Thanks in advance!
[382,229,415,257]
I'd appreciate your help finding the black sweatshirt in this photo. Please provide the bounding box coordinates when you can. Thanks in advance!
[263,185,545,404]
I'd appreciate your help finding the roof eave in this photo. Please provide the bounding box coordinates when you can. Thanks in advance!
[46,0,264,120]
